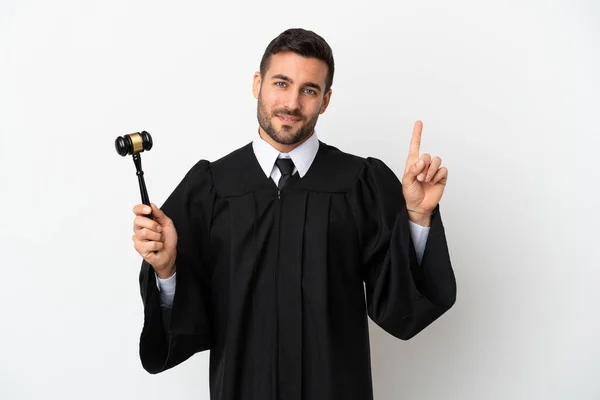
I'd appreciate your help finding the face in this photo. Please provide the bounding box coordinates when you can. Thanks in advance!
[253,51,332,147]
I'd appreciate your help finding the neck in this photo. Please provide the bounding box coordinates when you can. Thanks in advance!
[258,127,312,153]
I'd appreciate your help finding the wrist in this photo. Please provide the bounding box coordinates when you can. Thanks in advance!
[156,263,176,280]
[407,213,431,227]
[406,206,433,227]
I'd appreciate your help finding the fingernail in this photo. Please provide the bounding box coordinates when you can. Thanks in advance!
[145,207,151,214]
[425,175,431,182]
[418,174,424,181]
[417,159,424,168]
[156,225,162,232]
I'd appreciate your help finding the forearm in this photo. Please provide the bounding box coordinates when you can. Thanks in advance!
[156,271,176,309]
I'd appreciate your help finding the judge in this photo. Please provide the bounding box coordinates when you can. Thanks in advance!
[131,28,456,400]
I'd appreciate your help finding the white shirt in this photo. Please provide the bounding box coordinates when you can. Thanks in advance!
[156,132,431,308]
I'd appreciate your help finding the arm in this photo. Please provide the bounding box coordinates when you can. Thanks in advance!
[138,160,214,373]
[350,158,456,340]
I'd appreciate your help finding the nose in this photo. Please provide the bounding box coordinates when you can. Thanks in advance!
[282,91,301,112]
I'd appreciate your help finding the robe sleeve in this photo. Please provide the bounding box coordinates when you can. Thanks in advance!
[138,159,215,373]
[347,157,456,340]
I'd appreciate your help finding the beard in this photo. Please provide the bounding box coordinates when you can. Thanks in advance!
[257,91,320,146]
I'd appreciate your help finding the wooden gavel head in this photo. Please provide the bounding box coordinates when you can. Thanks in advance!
[115,131,153,156]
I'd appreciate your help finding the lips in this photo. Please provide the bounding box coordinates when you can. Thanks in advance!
[277,114,301,124]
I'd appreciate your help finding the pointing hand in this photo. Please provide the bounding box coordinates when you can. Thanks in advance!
[402,120,448,216]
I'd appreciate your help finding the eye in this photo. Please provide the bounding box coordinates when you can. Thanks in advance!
[303,88,318,96]
[275,81,287,88]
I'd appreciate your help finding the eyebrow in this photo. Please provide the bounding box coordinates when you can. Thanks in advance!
[270,74,322,92]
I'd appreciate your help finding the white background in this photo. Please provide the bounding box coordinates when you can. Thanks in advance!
[1,0,598,399]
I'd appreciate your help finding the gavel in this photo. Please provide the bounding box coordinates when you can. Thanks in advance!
[115,131,154,221]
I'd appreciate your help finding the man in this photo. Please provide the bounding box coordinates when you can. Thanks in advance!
[132,28,456,400]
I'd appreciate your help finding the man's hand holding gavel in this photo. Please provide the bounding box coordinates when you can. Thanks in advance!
[132,203,177,279]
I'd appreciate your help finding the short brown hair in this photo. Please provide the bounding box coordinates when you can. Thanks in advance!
[259,28,335,93]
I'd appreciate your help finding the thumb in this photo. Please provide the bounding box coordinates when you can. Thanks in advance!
[150,203,172,226]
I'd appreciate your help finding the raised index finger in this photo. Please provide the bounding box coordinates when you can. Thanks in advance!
[408,120,423,163]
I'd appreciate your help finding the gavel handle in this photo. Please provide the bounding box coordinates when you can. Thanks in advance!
[138,171,152,220]
[133,154,158,254]
[133,153,153,220]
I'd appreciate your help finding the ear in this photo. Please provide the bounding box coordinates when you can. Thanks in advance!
[252,72,261,99]
[319,89,333,114]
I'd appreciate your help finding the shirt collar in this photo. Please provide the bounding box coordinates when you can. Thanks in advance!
[252,130,320,178]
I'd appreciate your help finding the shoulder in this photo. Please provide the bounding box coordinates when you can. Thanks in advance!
[210,142,254,169]
[204,142,268,197]
[310,141,397,192]
[183,142,253,182]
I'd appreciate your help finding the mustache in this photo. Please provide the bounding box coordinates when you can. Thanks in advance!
[274,109,303,119]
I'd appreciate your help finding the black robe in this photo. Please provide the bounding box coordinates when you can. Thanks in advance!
[138,140,456,400]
